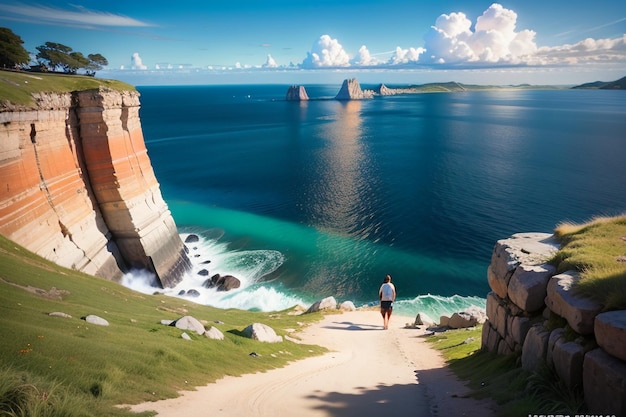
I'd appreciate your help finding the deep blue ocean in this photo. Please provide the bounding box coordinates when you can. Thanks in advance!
[122,84,626,318]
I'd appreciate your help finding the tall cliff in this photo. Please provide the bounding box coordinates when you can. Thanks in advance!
[0,87,190,288]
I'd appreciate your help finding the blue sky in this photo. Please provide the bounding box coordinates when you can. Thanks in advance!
[1,0,625,85]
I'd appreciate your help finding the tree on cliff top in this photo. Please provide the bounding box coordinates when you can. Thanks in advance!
[86,53,109,75]
[0,27,30,69]
[35,41,108,75]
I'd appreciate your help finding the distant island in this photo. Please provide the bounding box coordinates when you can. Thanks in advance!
[571,75,626,89]
[286,75,625,102]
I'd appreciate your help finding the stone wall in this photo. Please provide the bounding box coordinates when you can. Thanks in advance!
[0,88,190,287]
[481,233,626,415]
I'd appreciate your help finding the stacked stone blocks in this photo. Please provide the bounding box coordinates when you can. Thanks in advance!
[481,232,626,415]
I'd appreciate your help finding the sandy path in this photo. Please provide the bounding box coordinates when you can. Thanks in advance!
[129,310,496,417]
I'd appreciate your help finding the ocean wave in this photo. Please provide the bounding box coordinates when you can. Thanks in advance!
[120,228,487,320]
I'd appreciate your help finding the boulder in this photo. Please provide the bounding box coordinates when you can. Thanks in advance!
[186,289,201,297]
[439,315,450,327]
[339,301,356,311]
[172,315,205,335]
[217,275,241,292]
[242,323,283,343]
[203,274,241,292]
[285,85,309,101]
[595,310,626,361]
[49,312,72,318]
[414,312,435,327]
[306,296,337,313]
[205,326,225,341]
[82,315,109,326]
[448,312,478,329]
[583,348,626,416]
[507,263,555,312]
[521,325,550,372]
[197,269,209,276]
[184,234,200,243]
[461,306,487,324]
[545,271,602,335]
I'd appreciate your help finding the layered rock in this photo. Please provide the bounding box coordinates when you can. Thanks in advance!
[0,88,190,287]
[335,78,374,100]
[0,92,123,278]
[285,85,309,101]
[482,231,626,415]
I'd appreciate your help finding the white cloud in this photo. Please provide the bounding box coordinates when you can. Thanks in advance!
[0,2,152,27]
[423,3,537,65]
[131,52,147,70]
[534,35,626,65]
[302,35,351,68]
[352,45,379,66]
[388,46,426,65]
[262,54,278,68]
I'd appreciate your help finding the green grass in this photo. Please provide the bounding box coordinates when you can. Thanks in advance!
[552,215,626,310]
[0,234,326,417]
[427,327,586,416]
[0,70,135,107]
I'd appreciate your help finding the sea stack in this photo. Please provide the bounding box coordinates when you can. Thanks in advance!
[378,84,395,96]
[335,78,374,100]
[285,85,309,101]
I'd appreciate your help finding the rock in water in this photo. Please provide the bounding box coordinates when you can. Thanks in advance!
[286,85,309,101]
[335,78,374,100]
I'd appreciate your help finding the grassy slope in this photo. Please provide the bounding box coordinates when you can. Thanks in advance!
[553,215,626,310]
[0,235,326,416]
[428,328,586,416]
[0,70,135,106]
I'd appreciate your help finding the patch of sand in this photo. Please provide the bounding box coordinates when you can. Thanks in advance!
[128,310,496,417]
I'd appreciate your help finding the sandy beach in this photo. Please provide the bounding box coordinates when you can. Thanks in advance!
[129,310,496,417]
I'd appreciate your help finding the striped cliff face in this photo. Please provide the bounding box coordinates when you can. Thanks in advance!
[0,88,190,288]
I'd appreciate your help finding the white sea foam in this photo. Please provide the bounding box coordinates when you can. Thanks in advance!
[121,231,486,317]
[121,232,306,312]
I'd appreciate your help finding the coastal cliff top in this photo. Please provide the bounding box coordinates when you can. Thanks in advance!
[0,70,135,108]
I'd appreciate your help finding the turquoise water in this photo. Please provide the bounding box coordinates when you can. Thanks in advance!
[125,85,626,318]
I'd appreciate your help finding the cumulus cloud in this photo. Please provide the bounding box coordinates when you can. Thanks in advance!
[352,45,379,66]
[302,35,351,68]
[262,54,278,68]
[423,3,537,65]
[388,46,426,65]
[131,53,147,70]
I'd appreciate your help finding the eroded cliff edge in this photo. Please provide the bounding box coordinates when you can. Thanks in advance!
[0,87,190,287]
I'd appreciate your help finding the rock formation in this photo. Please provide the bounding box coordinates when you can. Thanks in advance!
[378,84,395,96]
[0,87,190,288]
[335,78,374,100]
[482,232,626,415]
[285,85,309,101]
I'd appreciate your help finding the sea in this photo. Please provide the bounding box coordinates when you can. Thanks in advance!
[121,84,626,319]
